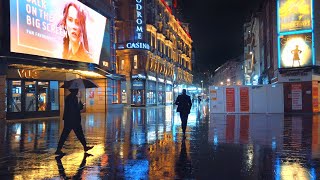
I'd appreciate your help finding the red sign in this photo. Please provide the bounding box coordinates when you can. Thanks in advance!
[89,91,95,98]
[312,81,319,112]
[291,84,302,110]
[240,87,249,112]
[226,88,235,112]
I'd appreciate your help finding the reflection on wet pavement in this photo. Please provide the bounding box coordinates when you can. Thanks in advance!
[0,102,319,179]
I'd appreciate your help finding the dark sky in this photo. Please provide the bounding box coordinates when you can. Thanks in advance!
[179,0,263,71]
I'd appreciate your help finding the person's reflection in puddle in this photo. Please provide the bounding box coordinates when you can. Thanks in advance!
[55,153,93,179]
[175,139,193,179]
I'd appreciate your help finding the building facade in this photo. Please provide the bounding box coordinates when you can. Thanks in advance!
[244,0,320,113]
[115,0,193,106]
[212,57,244,87]
[0,0,123,120]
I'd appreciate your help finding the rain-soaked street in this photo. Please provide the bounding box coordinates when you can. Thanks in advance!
[0,102,320,179]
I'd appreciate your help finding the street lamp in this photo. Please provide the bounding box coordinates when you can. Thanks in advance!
[227,79,230,85]
[201,80,203,97]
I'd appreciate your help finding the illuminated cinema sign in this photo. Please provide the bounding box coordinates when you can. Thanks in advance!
[278,0,312,32]
[279,33,312,68]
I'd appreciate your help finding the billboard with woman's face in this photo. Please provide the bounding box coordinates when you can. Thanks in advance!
[10,0,106,64]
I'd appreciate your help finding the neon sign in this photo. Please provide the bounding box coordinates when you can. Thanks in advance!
[136,0,143,40]
[126,42,150,50]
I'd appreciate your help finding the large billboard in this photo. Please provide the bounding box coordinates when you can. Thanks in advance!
[278,0,312,32]
[279,33,312,68]
[10,0,106,64]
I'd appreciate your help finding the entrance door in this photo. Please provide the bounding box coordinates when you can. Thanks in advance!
[37,81,49,111]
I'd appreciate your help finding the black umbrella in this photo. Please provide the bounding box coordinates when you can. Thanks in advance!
[60,78,99,89]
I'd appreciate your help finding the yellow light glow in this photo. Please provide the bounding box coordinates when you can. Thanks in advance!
[280,163,311,180]
[13,144,105,180]
[281,37,311,67]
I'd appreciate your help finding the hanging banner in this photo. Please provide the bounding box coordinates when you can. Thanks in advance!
[292,84,302,110]
[226,88,235,112]
[312,81,319,112]
[240,87,250,112]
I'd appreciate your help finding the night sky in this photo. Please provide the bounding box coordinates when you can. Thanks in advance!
[179,0,264,71]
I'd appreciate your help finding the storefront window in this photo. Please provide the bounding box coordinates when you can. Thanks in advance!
[50,81,59,110]
[132,90,144,105]
[8,80,22,112]
[25,81,37,112]
[37,81,48,111]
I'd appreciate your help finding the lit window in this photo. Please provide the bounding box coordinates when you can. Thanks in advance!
[134,55,138,69]
[121,59,124,70]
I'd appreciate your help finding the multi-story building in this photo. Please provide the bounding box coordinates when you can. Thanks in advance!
[244,0,320,113]
[212,56,244,86]
[243,0,278,86]
[243,13,261,85]
[115,0,193,106]
[0,0,121,120]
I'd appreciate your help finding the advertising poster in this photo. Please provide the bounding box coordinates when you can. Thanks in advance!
[210,90,217,101]
[312,81,319,112]
[240,87,250,112]
[280,33,312,68]
[10,0,106,64]
[226,88,235,112]
[291,84,302,110]
[279,0,312,32]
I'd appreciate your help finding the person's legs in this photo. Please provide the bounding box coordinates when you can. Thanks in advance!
[73,124,94,151]
[180,113,189,135]
[56,127,72,154]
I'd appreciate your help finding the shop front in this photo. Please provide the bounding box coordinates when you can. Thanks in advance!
[165,80,173,104]
[131,75,146,106]
[157,77,165,105]
[6,68,64,119]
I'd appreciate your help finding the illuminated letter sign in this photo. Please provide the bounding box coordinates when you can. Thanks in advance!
[280,33,312,68]
[126,42,150,50]
[135,0,144,40]
[278,0,312,32]
[17,69,39,79]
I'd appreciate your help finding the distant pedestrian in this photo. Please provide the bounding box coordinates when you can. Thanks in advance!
[198,96,202,104]
[175,89,192,138]
[55,88,93,155]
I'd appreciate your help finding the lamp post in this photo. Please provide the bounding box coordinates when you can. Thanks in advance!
[201,80,203,97]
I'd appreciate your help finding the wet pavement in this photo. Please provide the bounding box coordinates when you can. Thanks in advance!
[0,102,320,179]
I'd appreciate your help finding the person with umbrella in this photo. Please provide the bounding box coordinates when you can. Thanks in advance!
[55,78,97,155]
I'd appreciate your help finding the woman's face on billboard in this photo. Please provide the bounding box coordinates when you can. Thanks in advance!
[66,5,80,44]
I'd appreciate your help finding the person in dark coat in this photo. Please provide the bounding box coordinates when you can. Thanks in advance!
[55,88,93,154]
[175,89,192,137]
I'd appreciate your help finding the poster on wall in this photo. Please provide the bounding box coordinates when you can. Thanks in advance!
[312,81,318,112]
[10,0,106,64]
[278,0,312,32]
[240,87,249,112]
[291,84,302,110]
[280,33,312,68]
[226,88,235,113]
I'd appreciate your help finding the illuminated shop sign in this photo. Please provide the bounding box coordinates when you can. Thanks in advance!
[147,75,156,81]
[132,74,146,79]
[17,69,39,79]
[158,78,165,83]
[126,42,150,50]
[279,33,312,68]
[278,0,312,32]
[10,0,106,64]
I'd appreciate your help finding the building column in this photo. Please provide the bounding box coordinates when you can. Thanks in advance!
[0,61,7,121]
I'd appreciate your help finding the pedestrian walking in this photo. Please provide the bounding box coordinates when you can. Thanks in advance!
[55,88,93,155]
[175,89,192,138]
